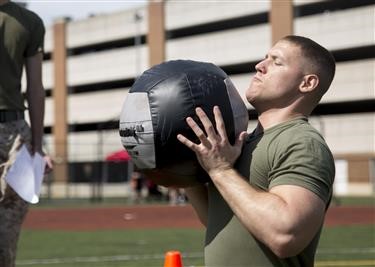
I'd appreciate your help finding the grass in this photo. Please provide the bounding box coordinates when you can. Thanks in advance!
[317,225,375,261]
[17,225,375,267]
[18,229,205,267]
[331,196,375,206]
[16,196,375,267]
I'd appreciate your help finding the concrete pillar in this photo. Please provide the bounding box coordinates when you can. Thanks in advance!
[347,155,372,183]
[148,0,165,67]
[270,0,293,45]
[52,19,68,184]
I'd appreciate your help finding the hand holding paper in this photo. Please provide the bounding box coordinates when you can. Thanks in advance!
[4,144,46,204]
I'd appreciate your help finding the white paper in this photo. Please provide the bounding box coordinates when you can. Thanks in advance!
[4,144,46,204]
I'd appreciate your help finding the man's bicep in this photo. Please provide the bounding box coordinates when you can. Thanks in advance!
[270,185,326,241]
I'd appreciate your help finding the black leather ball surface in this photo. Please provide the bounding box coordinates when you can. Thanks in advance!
[119,60,248,187]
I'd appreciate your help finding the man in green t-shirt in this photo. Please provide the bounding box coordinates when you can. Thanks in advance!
[178,36,336,266]
[0,1,52,266]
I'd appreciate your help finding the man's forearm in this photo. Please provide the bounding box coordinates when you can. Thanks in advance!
[25,53,45,154]
[26,85,45,153]
[209,168,325,258]
[210,169,282,240]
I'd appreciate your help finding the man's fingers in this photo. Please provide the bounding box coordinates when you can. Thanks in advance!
[195,107,217,139]
[213,106,228,141]
[179,106,239,153]
[186,116,212,148]
[235,131,248,148]
[177,133,199,152]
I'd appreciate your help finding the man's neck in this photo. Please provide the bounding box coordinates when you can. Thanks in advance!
[257,108,307,132]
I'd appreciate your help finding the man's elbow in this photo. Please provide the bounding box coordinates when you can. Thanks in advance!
[270,234,304,259]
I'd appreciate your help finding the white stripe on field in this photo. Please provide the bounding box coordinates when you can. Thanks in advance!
[317,247,375,254]
[316,260,375,266]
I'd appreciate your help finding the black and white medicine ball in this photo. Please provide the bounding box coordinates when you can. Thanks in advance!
[119,60,248,187]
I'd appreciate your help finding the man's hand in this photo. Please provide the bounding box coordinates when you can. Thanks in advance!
[32,147,53,175]
[177,106,247,177]
[43,155,53,175]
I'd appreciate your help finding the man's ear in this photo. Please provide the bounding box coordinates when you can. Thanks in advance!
[299,74,319,93]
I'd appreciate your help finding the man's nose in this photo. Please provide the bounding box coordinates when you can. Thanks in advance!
[255,60,267,74]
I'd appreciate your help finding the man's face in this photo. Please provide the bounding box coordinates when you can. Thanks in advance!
[246,40,306,111]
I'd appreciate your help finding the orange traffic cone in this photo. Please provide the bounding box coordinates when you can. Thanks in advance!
[164,250,183,267]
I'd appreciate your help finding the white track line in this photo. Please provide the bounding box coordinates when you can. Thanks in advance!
[315,260,375,266]
[317,247,375,254]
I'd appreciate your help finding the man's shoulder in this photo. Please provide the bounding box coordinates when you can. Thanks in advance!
[7,2,44,26]
[280,119,323,141]
[21,5,44,26]
[269,119,331,155]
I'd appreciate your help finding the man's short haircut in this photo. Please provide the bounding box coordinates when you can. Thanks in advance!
[281,35,336,94]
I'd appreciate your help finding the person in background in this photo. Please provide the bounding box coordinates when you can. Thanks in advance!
[0,1,52,266]
[131,171,145,202]
[178,35,336,266]
[168,187,186,206]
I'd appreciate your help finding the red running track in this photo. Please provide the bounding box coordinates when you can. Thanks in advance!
[22,205,374,231]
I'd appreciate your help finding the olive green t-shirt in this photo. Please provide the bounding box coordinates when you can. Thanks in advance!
[0,1,45,110]
[205,117,335,267]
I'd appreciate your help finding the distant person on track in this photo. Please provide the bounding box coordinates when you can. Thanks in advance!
[0,1,52,266]
[131,171,145,202]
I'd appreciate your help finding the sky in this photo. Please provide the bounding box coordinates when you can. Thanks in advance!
[25,0,147,27]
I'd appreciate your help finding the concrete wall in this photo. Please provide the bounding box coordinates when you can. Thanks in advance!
[166,25,271,65]
[165,1,268,29]
[295,5,375,50]
[66,8,148,49]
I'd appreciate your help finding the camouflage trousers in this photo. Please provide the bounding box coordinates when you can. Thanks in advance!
[0,120,31,267]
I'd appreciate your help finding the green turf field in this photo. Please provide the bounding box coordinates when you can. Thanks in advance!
[17,197,375,267]
[17,225,375,267]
